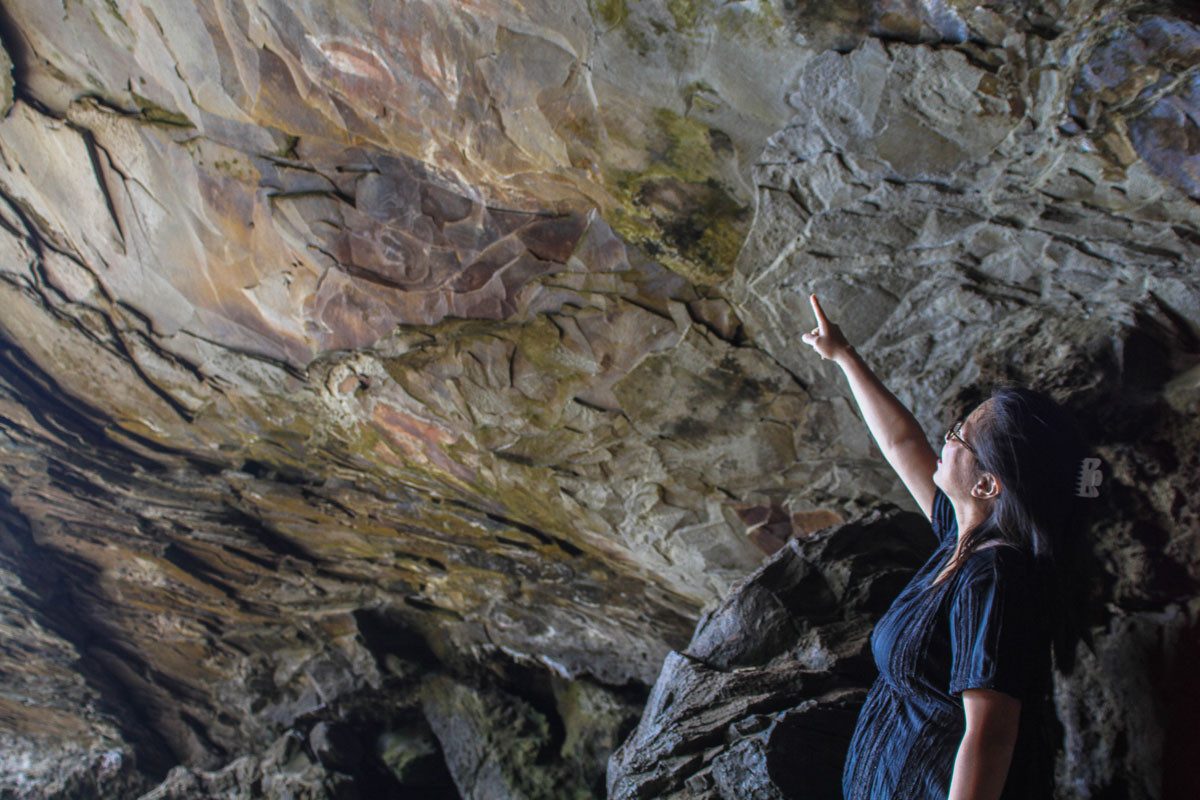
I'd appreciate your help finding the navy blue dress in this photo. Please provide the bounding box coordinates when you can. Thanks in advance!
[842,491,1052,799]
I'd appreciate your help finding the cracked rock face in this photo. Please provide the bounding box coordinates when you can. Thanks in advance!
[0,0,1197,798]
[607,506,937,800]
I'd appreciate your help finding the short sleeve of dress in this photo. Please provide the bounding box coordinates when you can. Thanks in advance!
[930,489,957,545]
[948,554,1038,700]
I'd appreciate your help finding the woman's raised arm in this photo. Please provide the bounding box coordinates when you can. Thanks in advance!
[801,294,938,518]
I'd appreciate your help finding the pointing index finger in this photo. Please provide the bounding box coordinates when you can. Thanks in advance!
[809,293,830,334]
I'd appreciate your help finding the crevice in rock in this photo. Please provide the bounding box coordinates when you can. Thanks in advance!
[0,484,177,784]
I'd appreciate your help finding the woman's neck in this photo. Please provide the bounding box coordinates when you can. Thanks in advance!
[933,499,993,584]
[952,497,991,542]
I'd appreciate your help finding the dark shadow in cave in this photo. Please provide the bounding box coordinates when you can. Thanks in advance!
[1160,609,1200,800]
[0,333,183,782]
[0,484,177,779]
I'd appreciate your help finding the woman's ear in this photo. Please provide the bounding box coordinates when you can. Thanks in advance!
[971,472,1002,500]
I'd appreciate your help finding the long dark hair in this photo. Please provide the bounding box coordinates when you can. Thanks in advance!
[955,386,1088,567]
[955,385,1095,674]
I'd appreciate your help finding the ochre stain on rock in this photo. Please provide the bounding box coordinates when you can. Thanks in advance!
[372,402,478,485]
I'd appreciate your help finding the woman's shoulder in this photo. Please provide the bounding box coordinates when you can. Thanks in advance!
[930,490,957,543]
[958,541,1038,586]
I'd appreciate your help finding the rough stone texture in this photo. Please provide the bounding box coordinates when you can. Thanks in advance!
[610,507,1200,800]
[0,0,1194,798]
[607,506,934,799]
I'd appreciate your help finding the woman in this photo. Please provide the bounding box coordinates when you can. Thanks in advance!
[801,294,1086,800]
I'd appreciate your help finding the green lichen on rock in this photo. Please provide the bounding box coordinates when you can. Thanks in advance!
[653,108,715,182]
[376,317,595,523]
[666,0,705,32]
[130,91,194,128]
[0,41,12,117]
[101,0,127,27]
[275,135,301,160]
[79,0,131,37]
[665,0,786,41]
[606,109,749,285]
[602,111,748,284]
[715,0,789,46]
[589,0,630,28]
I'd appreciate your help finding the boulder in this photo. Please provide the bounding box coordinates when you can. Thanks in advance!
[608,506,934,799]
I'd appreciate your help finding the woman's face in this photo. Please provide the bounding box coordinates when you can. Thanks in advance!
[933,400,991,501]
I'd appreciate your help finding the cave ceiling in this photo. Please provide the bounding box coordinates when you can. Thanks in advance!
[0,0,1197,796]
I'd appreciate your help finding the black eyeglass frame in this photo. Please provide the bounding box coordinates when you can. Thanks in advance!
[945,421,978,459]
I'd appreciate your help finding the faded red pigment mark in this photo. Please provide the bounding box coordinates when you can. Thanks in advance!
[372,403,476,483]
[735,503,844,555]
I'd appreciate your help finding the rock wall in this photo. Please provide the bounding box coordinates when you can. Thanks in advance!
[608,506,937,799]
[0,0,1196,798]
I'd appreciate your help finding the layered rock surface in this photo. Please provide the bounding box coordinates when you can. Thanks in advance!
[608,506,936,799]
[0,0,1196,798]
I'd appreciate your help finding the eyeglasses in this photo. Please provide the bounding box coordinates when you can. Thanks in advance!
[945,421,978,458]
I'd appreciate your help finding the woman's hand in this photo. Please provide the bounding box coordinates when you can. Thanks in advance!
[800,291,939,518]
[800,294,852,363]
